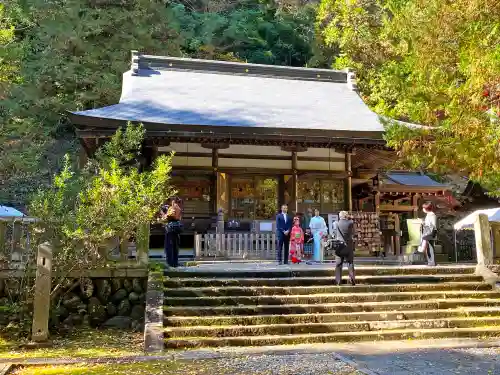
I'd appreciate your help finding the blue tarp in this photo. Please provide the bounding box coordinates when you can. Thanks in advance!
[0,205,25,217]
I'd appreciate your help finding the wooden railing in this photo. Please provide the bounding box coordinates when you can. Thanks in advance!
[194,232,331,261]
[0,217,36,270]
[0,217,150,270]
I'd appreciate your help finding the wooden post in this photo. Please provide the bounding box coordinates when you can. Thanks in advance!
[292,151,298,213]
[374,191,381,215]
[344,151,352,211]
[491,223,500,261]
[136,223,150,265]
[412,194,419,218]
[0,221,6,255]
[119,236,128,262]
[216,172,229,219]
[194,234,202,258]
[474,213,493,266]
[32,242,53,342]
[394,213,401,256]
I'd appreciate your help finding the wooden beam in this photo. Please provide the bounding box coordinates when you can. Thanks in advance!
[377,185,450,194]
[379,205,418,212]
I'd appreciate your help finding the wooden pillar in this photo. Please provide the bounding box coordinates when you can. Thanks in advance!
[412,194,419,218]
[374,191,381,215]
[474,213,493,266]
[292,151,298,214]
[32,242,53,342]
[216,172,229,219]
[0,221,6,251]
[394,213,401,256]
[344,151,353,211]
[491,223,500,261]
[78,145,88,169]
[211,148,219,214]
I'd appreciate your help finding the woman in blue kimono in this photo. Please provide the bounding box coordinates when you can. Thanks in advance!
[309,209,328,262]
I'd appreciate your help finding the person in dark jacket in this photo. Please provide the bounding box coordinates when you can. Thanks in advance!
[334,211,355,285]
[276,204,292,265]
[162,196,183,268]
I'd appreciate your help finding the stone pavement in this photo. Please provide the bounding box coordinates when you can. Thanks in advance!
[327,339,500,375]
[173,338,500,375]
[3,338,500,374]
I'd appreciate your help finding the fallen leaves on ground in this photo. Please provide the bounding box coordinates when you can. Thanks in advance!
[0,329,144,360]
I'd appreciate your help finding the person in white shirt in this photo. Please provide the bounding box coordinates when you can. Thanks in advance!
[418,202,438,266]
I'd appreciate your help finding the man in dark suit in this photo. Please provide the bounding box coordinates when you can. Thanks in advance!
[335,211,355,285]
[276,204,292,265]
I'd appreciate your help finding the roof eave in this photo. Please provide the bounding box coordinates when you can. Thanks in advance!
[69,112,387,146]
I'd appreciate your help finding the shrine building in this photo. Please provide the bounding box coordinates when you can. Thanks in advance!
[70,51,438,255]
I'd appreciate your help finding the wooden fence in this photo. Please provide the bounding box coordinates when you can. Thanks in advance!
[0,217,150,270]
[194,232,333,260]
[0,217,36,270]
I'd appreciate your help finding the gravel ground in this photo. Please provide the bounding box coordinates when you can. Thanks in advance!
[188,353,363,375]
[345,346,500,375]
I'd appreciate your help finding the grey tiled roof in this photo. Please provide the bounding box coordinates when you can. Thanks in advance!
[73,54,385,134]
[386,172,447,187]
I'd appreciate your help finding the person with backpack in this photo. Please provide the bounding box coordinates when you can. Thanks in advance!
[333,211,355,286]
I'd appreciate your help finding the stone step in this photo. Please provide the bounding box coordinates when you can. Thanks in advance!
[164,316,500,338]
[164,326,500,348]
[163,281,491,297]
[164,290,500,307]
[164,298,500,316]
[163,274,482,288]
[164,265,475,279]
[165,306,500,327]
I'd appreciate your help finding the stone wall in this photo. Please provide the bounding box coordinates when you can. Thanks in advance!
[0,276,147,332]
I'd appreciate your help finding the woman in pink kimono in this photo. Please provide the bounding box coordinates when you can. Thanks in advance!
[289,216,304,263]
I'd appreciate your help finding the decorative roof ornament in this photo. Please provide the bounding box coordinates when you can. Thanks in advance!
[347,70,358,91]
[131,50,140,76]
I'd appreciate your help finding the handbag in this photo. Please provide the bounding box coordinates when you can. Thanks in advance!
[331,227,349,257]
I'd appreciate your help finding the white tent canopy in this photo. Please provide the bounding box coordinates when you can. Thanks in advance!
[453,207,500,230]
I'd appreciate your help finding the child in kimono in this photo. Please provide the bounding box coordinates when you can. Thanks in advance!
[289,216,304,263]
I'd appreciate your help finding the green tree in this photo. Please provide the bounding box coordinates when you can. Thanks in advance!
[1,0,321,206]
[318,0,500,195]
[29,124,175,288]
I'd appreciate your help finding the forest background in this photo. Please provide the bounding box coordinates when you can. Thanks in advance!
[1,0,500,207]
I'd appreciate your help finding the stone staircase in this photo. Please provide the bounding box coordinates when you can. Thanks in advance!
[163,265,500,348]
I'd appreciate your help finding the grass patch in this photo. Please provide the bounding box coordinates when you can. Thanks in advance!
[13,361,180,375]
[0,329,144,360]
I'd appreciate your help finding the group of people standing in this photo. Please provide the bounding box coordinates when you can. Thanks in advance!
[162,197,438,276]
[276,201,438,283]
[276,204,356,285]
